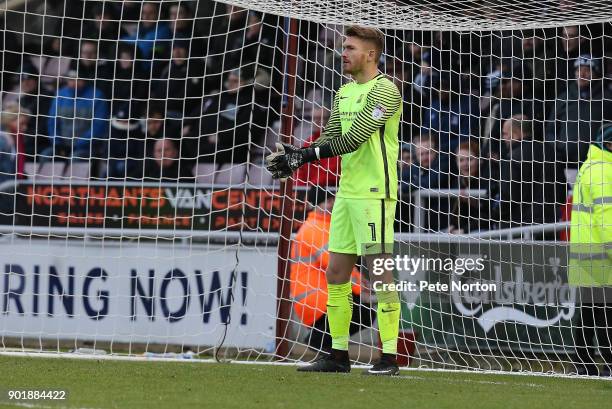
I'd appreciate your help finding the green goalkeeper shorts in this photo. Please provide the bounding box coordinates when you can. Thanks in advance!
[328,197,396,256]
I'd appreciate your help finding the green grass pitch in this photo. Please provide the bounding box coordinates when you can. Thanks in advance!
[0,355,611,409]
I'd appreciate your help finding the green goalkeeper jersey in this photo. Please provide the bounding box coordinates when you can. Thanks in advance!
[312,74,402,200]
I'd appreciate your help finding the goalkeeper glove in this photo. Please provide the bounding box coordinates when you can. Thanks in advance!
[265,142,317,179]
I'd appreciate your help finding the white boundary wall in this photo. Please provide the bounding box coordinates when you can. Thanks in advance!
[0,241,277,349]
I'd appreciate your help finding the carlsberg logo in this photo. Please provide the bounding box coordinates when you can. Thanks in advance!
[452,262,576,332]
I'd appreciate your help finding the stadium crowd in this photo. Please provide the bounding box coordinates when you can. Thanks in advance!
[1,1,611,234]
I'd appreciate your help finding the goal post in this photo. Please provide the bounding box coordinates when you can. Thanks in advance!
[0,0,611,377]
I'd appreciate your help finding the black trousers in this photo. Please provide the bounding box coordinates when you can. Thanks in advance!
[306,295,375,353]
[574,303,612,369]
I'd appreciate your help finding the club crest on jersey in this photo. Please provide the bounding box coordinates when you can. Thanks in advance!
[371,104,386,120]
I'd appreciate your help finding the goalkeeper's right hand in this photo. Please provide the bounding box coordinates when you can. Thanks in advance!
[265,143,316,180]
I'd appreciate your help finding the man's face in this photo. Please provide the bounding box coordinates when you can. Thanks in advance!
[409,43,421,60]
[119,51,133,69]
[22,78,37,94]
[562,26,579,53]
[94,11,112,31]
[154,140,178,168]
[8,113,29,134]
[501,120,524,145]
[80,43,97,66]
[225,73,241,93]
[147,115,163,135]
[576,65,593,89]
[172,47,187,64]
[457,148,479,177]
[414,140,437,169]
[170,5,189,31]
[341,36,376,75]
[141,3,158,27]
[246,14,262,39]
[66,78,84,90]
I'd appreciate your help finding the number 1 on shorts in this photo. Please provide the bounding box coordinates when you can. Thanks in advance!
[367,222,376,241]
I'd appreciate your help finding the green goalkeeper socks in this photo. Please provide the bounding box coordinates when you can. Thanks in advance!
[377,290,400,355]
[326,282,353,351]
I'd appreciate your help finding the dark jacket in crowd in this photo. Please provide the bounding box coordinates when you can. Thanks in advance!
[153,57,205,116]
[106,115,145,179]
[421,94,478,154]
[138,159,194,182]
[402,152,451,192]
[189,85,265,165]
[493,139,566,228]
[448,161,499,233]
[401,152,452,231]
[545,81,612,167]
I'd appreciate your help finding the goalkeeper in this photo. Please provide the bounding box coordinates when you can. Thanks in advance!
[266,25,402,375]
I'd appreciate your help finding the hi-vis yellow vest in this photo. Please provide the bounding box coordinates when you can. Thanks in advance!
[568,144,612,286]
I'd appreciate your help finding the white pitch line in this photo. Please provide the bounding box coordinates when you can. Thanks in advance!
[1,350,611,382]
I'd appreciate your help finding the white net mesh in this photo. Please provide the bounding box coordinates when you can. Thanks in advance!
[223,0,612,31]
[0,0,611,376]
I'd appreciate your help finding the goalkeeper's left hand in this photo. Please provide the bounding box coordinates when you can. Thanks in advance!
[265,142,316,179]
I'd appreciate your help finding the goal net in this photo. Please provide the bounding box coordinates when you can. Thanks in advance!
[0,0,611,376]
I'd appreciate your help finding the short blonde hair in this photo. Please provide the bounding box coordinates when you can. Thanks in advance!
[0,102,30,131]
[345,25,385,60]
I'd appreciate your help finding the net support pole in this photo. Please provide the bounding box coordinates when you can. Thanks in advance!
[275,16,299,360]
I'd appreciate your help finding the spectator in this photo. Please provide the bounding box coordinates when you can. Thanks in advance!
[153,41,204,116]
[205,4,249,89]
[239,12,275,69]
[401,132,452,232]
[71,41,113,97]
[494,115,566,228]
[448,141,497,234]
[121,2,172,71]
[295,107,339,188]
[28,37,71,91]
[402,132,450,192]
[545,55,612,167]
[2,72,52,153]
[556,26,591,89]
[412,47,434,98]
[137,138,194,182]
[568,124,612,377]
[168,2,194,40]
[480,60,536,158]
[293,106,329,148]
[105,107,145,179]
[189,69,265,165]
[0,103,30,182]
[111,44,150,117]
[290,187,372,353]
[300,25,344,100]
[207,4,249,60]
[142,105,168,153]
[421,72,478,153]
[385,54,423,137]
[116,1,141,21]
[520,29,557,104]
[84,6,128,61]
[44,70,109,160]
